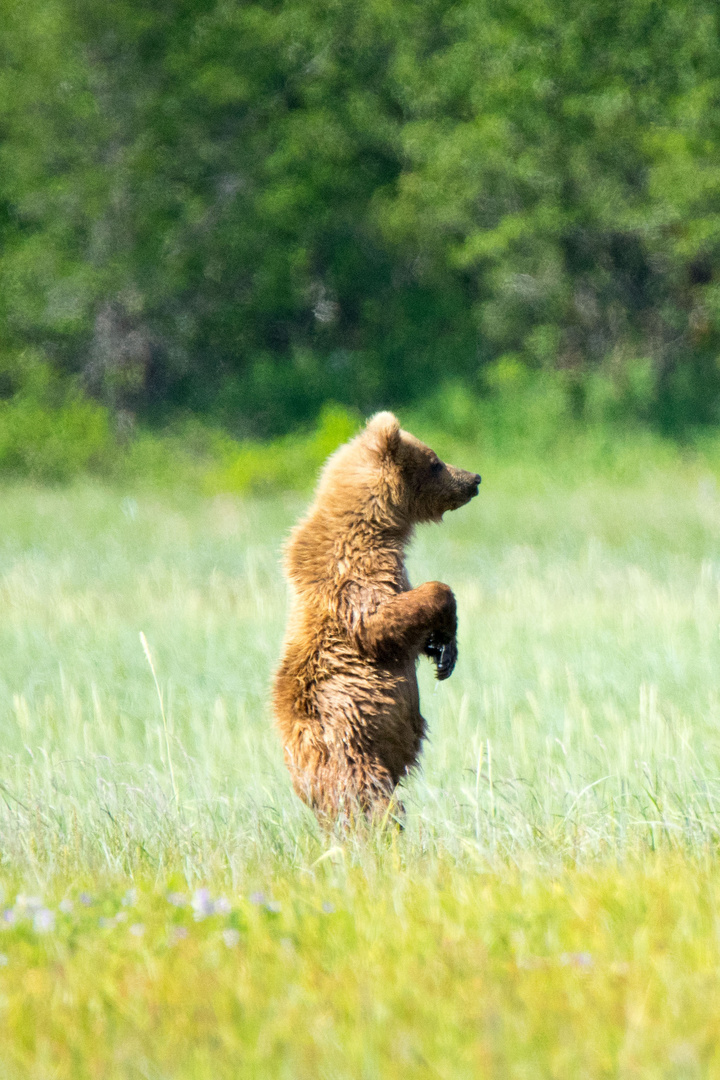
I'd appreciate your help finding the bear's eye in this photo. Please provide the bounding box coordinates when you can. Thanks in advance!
[430,459,443,475]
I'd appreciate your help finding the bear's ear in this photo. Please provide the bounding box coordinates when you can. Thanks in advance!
[365,411,401,459]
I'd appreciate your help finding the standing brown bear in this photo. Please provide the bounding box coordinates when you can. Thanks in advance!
[273,412,481,822]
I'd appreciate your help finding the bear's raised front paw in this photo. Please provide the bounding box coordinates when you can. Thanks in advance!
[425,634,457,681]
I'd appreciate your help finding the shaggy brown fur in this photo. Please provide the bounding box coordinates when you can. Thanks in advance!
[272,412,481,822]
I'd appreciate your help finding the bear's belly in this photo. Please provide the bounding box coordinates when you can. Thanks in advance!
[314,660,424,782]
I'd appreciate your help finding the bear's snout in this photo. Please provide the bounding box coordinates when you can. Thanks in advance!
[468,472,482,496]
[450,467,481,506]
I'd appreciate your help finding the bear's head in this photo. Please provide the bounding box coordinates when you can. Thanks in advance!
[363,411,481,525]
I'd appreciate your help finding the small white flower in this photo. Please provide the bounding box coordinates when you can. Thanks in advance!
[58,899,73,915]
[33,908,55,933]
[222,929,240,948]
[214,897,231,915]
[122,889,137,907]
[129,923,145,937]
[0,954,8,966]
[16,895,43,914]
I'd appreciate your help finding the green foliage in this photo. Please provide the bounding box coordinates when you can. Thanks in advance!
[3,0,720,433]
[406,363,661,463]
[0,352,111,480]
[0,349,690,490]
[206,403,360,494]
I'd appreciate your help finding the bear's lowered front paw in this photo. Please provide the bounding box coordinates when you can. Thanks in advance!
[425,633,457,681]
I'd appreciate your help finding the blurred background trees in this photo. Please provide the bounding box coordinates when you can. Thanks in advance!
[2,0,720,437]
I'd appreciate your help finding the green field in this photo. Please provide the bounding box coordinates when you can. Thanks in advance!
[3,442,720,1077]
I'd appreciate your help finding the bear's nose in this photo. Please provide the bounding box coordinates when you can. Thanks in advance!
[474,474,481,485]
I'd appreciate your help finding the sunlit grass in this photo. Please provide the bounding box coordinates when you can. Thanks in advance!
[2,442,720,1074]
[0,856,719,1078]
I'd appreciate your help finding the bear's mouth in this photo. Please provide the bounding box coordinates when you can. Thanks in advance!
[438,482,480,518]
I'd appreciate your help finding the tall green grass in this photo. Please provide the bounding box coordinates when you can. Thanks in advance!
[3,451,720,871]
[2,434,720,1074]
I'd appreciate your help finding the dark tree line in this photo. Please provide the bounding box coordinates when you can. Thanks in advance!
[2,0,720,435]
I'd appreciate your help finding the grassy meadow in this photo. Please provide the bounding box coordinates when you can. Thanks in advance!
[2,435,720,1076]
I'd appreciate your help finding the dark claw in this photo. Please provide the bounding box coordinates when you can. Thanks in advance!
[425,634,457,681]
[435,639,457,680]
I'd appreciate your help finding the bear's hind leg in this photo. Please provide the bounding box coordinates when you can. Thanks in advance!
[313,755,404,827]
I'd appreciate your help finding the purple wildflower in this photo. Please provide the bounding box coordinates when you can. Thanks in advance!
[559,952,593,968]
[192,888,215,920]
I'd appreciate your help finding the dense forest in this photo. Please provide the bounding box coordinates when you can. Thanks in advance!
[2,0,720,436]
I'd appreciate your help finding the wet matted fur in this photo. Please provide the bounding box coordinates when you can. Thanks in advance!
[273,412,481,822]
